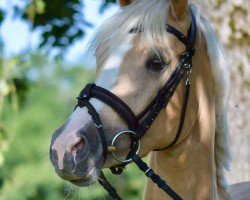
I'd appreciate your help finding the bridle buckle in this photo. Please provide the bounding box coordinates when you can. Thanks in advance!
[185,64,192,86]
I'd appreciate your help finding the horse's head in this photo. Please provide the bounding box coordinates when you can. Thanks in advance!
[50,0,197,187]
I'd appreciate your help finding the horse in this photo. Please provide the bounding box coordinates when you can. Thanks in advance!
[49,0,250,199]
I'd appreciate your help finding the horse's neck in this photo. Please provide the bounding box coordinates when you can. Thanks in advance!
[144,129,230,199]
[145,124,218,200]
[143,36,230,200]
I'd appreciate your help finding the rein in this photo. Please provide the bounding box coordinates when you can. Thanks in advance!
[76,10,196,200]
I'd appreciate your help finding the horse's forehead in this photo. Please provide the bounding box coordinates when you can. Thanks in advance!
[95,30,188,78]
[131,33,187,57]
[95,38,134,90]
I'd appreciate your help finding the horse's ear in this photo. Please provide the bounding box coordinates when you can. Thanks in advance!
[118,0,134,7]
[169,0,188,21]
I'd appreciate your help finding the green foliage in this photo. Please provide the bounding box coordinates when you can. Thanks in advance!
[13,0,117,53]
[99,0,116,13]
[22,0,90,51]
[0,1,146,198]
[12,77,30,106]
[0,54,145,199]
[0,9,4,25]
[0,55,30,170]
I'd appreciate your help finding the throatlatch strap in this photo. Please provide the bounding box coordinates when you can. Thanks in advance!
[132,154,183,200]
[154,79,191,150]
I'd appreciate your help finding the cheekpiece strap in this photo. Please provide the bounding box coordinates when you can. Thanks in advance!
[77,83,95,107]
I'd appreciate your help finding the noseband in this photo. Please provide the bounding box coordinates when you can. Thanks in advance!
[76,11,196,200]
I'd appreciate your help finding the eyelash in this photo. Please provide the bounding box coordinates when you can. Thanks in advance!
[146,55,170,72]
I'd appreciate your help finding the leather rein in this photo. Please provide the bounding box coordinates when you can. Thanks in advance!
[75,11,196,200]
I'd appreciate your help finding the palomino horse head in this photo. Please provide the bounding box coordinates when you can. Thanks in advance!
[50,0,232,198]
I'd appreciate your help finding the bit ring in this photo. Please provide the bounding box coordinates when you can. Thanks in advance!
[109,130,140,163]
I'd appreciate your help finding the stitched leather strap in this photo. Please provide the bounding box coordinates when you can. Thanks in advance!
[98,171,121,200]
[154,78,190,150]
[78,84,140,131]
[132,154,183,200]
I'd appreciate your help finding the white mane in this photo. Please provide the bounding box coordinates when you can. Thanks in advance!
[190,5,232,189]
[89,0,232,190]
[88,0,170,64]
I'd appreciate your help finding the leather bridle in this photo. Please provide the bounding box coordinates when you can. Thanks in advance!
[75,10,196,200]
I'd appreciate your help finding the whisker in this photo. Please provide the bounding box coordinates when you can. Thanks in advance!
[64,183,76,200]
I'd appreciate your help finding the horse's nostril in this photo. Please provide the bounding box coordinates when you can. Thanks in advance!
[71,138,85,153]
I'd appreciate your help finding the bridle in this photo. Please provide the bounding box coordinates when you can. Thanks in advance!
[76,11,196,199]
[75,10,196,200]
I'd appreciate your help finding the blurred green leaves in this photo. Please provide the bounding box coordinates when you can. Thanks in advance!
[0,1,146,199]
[0,9,4,25]
[22,0,89,51]
[99,0,116,13]
[0,54,145,199]
[11,0,117,53]
[0,56,30,170]
[0,0,118,171]
[0,0,118,119]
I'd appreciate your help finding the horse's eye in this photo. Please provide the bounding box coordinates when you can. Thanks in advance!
[146,55,166,72]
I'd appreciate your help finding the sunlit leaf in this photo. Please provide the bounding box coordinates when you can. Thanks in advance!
[0,80,10,97]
